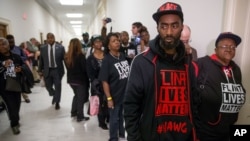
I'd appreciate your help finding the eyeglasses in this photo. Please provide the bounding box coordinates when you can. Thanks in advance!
[217,45,236,50]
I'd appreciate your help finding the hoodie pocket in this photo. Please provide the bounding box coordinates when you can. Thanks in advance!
[207,113,221,125]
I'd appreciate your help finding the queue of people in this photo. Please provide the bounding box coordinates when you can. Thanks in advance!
[0,2,246,141]
[123,2,245,141]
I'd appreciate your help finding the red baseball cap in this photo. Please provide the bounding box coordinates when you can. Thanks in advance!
[152,2,183,23]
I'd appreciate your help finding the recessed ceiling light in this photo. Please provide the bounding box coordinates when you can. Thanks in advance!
[66,13,83,18]
[59,0,83,5]
[70,21,82,24]
[72,25,82,28]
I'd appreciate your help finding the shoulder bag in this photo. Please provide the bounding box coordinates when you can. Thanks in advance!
[5,76,22,92]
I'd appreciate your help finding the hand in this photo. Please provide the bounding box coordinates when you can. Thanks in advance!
[102,19,107,27]
[38,71,43,76]
[107,100,114,109]
[3,59,13,68]
[15,66,22,73]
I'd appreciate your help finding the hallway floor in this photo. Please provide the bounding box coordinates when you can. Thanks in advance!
[0,77,112,141]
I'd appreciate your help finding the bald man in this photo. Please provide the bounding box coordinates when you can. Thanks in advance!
[181,24,198,61]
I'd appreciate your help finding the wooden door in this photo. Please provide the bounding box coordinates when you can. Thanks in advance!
[0,24,7,37]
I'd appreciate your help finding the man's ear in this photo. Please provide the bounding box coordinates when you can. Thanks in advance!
[156,25,160,33]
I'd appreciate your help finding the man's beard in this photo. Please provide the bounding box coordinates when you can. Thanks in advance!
[160,35,180,50]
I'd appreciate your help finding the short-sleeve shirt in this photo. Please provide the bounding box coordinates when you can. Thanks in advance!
[98,53,130,105]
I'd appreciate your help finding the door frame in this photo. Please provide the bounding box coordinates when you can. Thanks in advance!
[0,17,11,37]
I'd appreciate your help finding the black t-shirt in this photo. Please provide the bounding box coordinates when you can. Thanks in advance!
[119,43,137,65]
[98,53,129,105]
[0,53,23,91]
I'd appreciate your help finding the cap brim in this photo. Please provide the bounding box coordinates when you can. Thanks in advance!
[153,11,183,22]
[217,34,241,46]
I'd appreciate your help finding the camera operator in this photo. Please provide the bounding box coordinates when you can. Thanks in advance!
[136,26,150,54]
[131,22,143,46]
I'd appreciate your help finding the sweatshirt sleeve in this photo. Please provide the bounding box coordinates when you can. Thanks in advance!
[123,59,144,141]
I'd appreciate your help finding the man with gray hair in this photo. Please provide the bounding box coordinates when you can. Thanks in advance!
[180,24,198,61]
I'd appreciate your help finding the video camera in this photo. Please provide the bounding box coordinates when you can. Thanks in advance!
[104,17,112,23]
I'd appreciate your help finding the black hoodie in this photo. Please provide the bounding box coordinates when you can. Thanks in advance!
[124,35,198,141]
[195,54,246,141]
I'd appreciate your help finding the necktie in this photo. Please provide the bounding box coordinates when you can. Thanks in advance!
[50,46,55,68]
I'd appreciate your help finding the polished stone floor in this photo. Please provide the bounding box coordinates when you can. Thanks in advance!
[0,77,112,141]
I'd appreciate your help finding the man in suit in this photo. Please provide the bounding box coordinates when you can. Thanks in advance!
[38,33,65,110]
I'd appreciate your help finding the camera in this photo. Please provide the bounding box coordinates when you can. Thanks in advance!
[104,17,112,23]
[135,36,140,44]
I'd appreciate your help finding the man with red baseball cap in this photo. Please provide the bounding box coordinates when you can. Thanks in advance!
[124,2,198,141]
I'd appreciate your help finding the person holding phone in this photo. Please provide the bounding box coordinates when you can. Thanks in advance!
[0,37,23,135]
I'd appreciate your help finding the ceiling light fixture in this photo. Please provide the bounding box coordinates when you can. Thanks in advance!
[59,0,83,5]
[72,25,82,28]
[66,13,83,18]
[70,21,82,24]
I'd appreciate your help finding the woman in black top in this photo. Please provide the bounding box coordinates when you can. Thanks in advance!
[99,33,130,141]
[0,37,23,135]
[195,32,246,141]
[64,38,89,122]
[86,35,109,130]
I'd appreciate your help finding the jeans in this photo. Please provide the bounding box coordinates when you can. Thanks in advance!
[109,104,125,141]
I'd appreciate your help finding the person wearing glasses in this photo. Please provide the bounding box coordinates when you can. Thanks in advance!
[195,32,246,141]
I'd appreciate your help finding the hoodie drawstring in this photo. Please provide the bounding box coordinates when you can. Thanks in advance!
[222,66,236,84]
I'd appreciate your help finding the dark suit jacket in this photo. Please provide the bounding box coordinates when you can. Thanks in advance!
[38,43,65,78]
